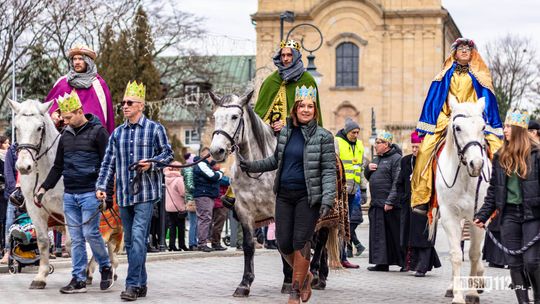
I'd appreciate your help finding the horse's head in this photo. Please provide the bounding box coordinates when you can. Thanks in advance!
[209,90,253,162]
[8,99,54,175]
[448,96,487,177]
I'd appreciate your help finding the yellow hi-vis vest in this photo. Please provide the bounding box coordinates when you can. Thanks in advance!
[336,137,364,194]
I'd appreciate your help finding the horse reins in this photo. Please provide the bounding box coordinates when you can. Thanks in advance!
[435,114,490,213]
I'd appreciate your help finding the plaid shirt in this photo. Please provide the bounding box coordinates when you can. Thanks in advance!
[96,115,174,207]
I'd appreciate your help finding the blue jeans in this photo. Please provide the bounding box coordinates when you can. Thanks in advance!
[64,192,111,282]
[188,211,198,247]
[119,201,154,288]
[4,203,16,250]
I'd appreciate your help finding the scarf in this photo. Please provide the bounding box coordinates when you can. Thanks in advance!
[67,55,97,89]
[272,48,305,83]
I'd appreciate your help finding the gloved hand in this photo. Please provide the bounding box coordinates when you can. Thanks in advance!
[239,160,249,172]
[360,190,368,205]
[105,197,114,210]
[34,188,46,207]
[319,205,331,218]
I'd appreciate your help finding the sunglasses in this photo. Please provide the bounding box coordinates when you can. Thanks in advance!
[120,100,141,107]
[457,46,472,52]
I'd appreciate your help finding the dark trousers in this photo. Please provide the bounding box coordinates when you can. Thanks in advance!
[211,207,228,246]
[501,204,540,270]
[167,212,186,249]
[275,188,319,254]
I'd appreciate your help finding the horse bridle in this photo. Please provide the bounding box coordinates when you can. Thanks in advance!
[452,114,486,167]
[211,104,264,179]
[17,121,61,163]
[436,113,490,213]
[211,104,245,153]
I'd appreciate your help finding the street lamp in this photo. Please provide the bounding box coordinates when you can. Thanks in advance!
[369,107,377,158]
[285,23,324,85]
[280,11,295,41]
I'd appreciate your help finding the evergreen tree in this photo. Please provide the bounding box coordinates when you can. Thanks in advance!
[131,7,161,120]
[18,44,58,101]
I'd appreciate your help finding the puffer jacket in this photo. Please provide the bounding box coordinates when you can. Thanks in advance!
[246,118,336,208]
[164,168,185,212]
[475,146,540,223]
[365,144,402,208]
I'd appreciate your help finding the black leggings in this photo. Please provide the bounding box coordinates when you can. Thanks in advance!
[501,204,540,270]
[275,188,320,254]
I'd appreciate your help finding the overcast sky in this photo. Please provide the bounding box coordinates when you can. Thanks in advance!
[177,0,540,56]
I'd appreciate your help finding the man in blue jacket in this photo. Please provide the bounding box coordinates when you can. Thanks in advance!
[193,147,223,252]
[36,90,114,293]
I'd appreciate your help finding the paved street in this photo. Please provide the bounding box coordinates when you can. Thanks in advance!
[0,224,517,304]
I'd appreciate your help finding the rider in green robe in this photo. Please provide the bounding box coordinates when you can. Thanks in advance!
[254,39,323,128]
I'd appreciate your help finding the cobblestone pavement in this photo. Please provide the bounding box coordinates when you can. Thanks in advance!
[0,224,517,304]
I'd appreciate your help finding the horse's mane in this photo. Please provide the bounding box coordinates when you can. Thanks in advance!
[246,105,273,158]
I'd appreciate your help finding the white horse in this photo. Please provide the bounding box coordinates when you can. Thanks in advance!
[9,99,66,289]
[209,91,281,296]
[433,96,491,304]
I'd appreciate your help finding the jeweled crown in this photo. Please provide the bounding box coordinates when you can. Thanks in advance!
[124,81,146,102]
[377,130,393,143]
[505,109,530,129]
[295,85,317,102]
[57,90,82,113]
[280,39,301,51]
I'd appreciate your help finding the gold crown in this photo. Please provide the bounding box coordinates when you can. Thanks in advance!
[68,43,97,60]
[280,39,301,51]
[295,85,317,102]
[124,81,146,103]
[57,90,82,113]
[505,109,530,129]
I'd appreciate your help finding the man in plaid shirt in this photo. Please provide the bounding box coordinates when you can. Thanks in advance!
[96,81,173,301]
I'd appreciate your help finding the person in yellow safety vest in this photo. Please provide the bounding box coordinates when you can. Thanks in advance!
[335,117,365,269]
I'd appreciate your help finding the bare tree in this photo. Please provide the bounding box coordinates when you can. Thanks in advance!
[0,0,48,108]
[485,34,538,116]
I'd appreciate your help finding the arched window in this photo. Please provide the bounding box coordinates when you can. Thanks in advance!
[336,42,359,87]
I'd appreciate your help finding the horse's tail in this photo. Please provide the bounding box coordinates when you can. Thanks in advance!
[326,227,343,269]
[428,207,439,241]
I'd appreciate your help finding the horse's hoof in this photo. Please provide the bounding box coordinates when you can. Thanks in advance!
[233,286,250,297]
[29,281,46,289]
[281,282,292,294]
[476,289,484,294]
[445,289,454,298]
[465,294,480,304]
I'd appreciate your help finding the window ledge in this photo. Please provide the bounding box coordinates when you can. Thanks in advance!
[329,86,364,91]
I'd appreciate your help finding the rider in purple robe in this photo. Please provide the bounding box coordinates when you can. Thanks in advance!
[45,44,115,133]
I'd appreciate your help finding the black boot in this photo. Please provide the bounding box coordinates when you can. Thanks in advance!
[527,265,540,303]
[510,267,530,304]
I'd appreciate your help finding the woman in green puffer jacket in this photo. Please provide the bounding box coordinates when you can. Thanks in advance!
[241,85,336,304]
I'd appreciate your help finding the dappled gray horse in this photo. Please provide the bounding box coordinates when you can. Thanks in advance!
[209,91,294,296]
[9,99,65,289]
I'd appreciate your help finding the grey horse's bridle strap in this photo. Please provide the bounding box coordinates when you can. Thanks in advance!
[211,104,245,152]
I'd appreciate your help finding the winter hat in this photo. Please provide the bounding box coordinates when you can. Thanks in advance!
[344,117,360,134]
[528,119,540,131]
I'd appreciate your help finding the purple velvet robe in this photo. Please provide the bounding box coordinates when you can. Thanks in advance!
[45,74,115,134]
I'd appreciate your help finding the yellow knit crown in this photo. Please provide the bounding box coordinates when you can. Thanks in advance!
[57,90,82,113]
[124,81,146,102]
